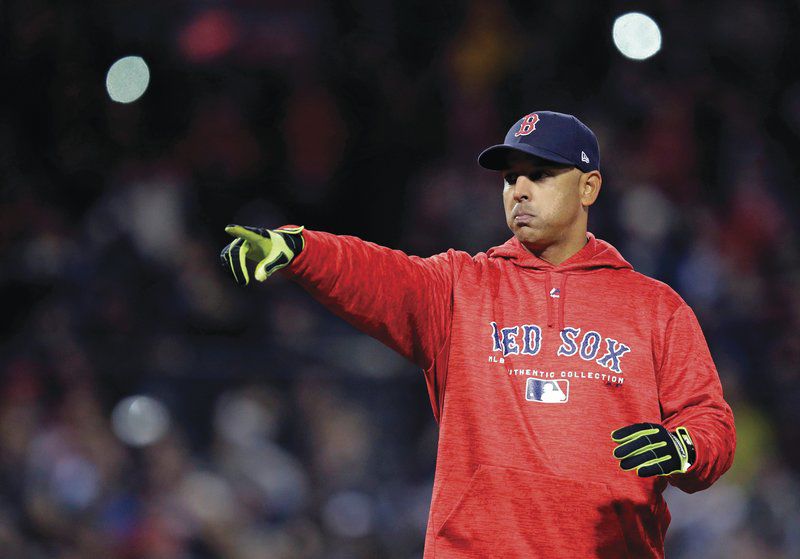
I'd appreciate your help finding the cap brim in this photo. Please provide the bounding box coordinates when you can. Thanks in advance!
[477,144,575,171]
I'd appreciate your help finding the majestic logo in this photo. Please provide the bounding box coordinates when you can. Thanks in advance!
[491,322,631,374]
[549,288,560,298]
[526,378,569,403]
[514,113,540,137]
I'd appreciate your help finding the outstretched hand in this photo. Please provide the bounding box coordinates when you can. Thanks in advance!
[220,225,305,285]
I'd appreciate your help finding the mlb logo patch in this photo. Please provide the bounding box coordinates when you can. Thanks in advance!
[526,378,569,403]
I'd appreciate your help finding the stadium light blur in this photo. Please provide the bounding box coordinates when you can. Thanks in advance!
[105,55,151,103]
[322,491,375,538]
[612,12,662,60]
[111,395,170,447]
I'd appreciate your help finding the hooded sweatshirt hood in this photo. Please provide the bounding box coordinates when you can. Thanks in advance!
[486,232,633,330]
[486,231,633,272]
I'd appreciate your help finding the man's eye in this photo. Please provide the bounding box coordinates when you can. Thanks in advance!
[528,171,549,181]
[504,174,518,185]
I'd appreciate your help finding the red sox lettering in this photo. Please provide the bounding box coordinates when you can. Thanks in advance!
[490,321,631,374]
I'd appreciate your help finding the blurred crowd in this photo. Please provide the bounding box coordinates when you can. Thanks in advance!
[2,0,800,557]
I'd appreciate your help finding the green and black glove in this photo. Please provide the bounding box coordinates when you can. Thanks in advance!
[611,423,696,477]
[220,224,305,285]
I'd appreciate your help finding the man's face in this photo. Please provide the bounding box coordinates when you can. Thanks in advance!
[501,154,586,250]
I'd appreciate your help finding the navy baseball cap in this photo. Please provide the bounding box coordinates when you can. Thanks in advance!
[478,111,600,173]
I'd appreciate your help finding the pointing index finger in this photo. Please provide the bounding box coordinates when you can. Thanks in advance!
[225,224,267,244]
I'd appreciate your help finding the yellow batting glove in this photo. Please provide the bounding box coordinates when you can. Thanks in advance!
[611,423,696,477]
[220,225,304,285]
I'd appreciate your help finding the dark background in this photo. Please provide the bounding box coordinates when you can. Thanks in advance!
[2,0,799,557]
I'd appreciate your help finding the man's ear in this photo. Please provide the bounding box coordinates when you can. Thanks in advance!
[580,171,602,208]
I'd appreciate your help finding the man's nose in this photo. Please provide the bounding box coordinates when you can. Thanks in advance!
[513,176,534,202]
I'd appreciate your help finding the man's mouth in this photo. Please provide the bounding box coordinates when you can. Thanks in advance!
[512,209,536,225]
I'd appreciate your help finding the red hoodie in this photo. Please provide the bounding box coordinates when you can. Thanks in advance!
[284,229,736,558]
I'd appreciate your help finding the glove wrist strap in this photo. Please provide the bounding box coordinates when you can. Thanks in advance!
[671,426,696,472]
[276,226,305,257]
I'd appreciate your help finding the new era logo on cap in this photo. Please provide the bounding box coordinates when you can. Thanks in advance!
[478,111,600,173]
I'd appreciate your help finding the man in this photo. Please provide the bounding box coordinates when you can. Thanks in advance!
[220,111,736,558]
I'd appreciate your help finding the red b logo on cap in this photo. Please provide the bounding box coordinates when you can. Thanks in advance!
[514,113,540,137]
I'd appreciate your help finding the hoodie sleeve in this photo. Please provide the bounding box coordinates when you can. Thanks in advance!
[656,302,736,493]
[283,229,465,372]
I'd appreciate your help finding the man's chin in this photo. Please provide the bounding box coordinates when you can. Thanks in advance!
[512,227,542,244]
[511,228,552,251]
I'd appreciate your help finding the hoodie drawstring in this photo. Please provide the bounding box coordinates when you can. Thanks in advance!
[558,274,568,332]
[545,272,568,331]
[545,272,555,329]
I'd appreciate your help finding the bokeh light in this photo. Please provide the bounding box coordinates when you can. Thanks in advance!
[105,55,151,103]
[111,395,170,447]
[322,491,374,538]
[612,12,662,60]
